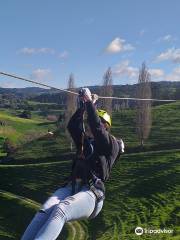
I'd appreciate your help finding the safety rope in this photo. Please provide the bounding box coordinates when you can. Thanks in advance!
[0,71,177,102]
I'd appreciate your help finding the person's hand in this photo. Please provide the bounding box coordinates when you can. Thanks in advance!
[92,94,98,104]
[79,88,92,102]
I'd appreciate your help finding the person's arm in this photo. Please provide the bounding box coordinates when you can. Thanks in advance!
[86,101,111,152]
[67,108,84,149]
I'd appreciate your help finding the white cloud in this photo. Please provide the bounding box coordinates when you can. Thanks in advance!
[148,67,180,82]
[149,68,164,79]
[19,47,55,55]
[105,37,135,54]
[155,48,180,63]
[165,66,180,81]
[19,48,36,54]
[39,48,55,54]
[163,35,174,42]
[113,60,138,79]
[58,50,69,59]
[0,81,18,88]
[158,34,177,43]
[31,69,53,82]
[113,62,167,82]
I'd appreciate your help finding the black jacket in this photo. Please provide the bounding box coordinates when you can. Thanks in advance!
[67,101,122,182]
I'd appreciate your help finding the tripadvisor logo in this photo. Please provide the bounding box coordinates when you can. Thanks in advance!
[135,226,173,235]
[135,227,143,235]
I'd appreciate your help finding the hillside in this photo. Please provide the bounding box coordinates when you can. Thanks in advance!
[0,150,179,239]
[0,110,54,141]
[26,81,180,107]
[0,109,57,158]
[1,81,180,97]
[0,81,180,108]
[2,101,178,164]
[0,100,179,239]
[112,101,180,150]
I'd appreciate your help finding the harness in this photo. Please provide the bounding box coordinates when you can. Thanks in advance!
[71,98,105,207]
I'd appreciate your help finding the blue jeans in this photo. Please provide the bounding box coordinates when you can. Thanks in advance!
[21,182,104,240]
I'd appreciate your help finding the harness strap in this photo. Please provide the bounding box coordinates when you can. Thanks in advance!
[89,178,105,201]
[88,178,105,219]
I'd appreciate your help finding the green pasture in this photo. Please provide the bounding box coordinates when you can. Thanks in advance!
[0,101,179,239]
[0,150,179,239]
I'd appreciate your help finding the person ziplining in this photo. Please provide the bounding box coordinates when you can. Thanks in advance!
[21,87,125,240]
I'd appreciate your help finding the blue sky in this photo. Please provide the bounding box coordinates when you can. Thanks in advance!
[0,0,180,88]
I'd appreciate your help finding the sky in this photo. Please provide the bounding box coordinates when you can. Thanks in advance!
[0,0,180,88]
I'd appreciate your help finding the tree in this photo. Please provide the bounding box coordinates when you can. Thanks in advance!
[19,110,31,119]
[65,73,76,150]
[99,67,113,116]
[136,62,152,147]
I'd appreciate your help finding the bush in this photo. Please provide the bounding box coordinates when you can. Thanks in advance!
[19,110,32,119]
[0,120,6,126]
[3,138,16,156]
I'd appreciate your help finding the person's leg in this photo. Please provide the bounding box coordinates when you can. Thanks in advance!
[21,184,72,240]
[88,192,104,219]
[34,186,103,240]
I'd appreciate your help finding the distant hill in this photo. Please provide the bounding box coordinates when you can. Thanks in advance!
[0,87,53,97]
[28,81,180,108]
[1,81,180,97]
[0,81,180,109]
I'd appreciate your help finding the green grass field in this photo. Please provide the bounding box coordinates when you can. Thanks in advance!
[0,150,179,239]
[0,101,180,239]
[0,101,178,165]
[0,109,56,140]
[111,101,180,150]
[0,108,57,157]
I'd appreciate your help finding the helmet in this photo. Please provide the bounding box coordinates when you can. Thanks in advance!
[97,109,111,126]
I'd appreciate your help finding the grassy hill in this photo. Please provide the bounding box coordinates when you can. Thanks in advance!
[0,109,55,142]
[0,108,57,158]
[0,150,179,239]
[0,101,180,239]
[0,190,39,240]
[0,101,179,164]
[0,190,83,240]
[112,101,180,150]
[1,101,179,154]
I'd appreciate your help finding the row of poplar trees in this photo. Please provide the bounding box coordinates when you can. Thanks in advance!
[64,62,151,148]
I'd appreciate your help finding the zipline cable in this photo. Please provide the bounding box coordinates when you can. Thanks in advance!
[0,71,177,102]
[97,96,176,101]
[0,71,78,95]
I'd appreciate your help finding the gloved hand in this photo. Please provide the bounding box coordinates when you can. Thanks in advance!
[79,88,92,102]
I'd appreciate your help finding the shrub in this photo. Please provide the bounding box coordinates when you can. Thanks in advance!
[3,138,16,156]
[19,110,32,119]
